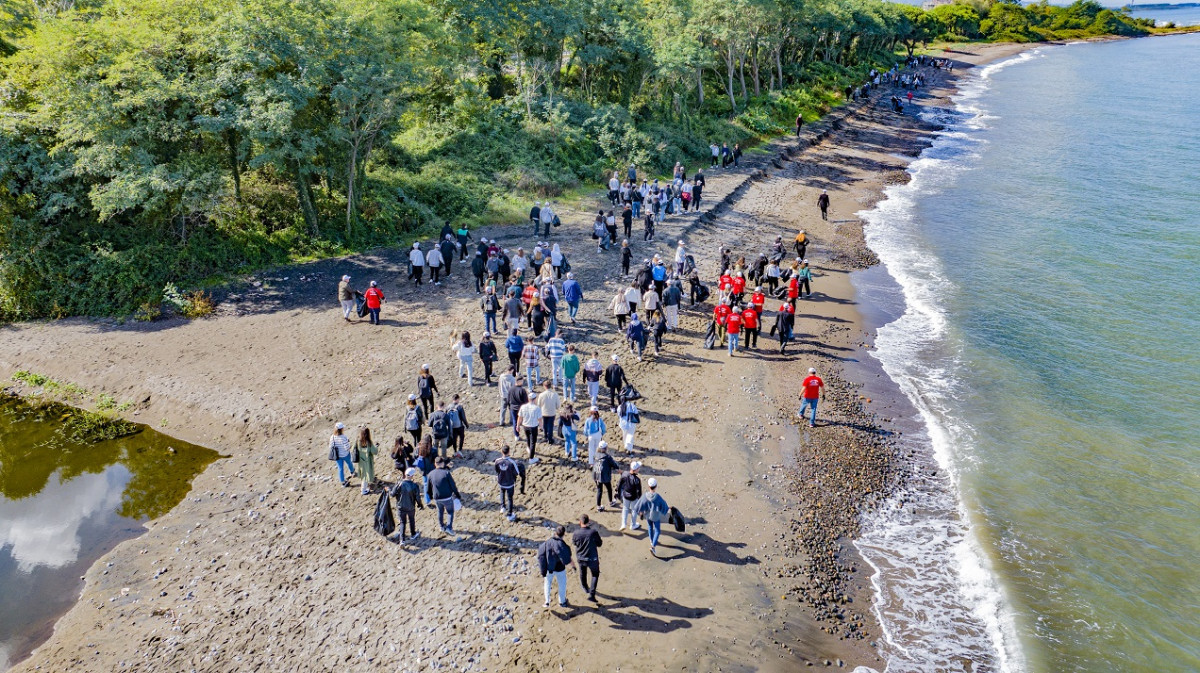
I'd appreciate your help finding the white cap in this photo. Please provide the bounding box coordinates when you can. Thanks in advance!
[598,441,608,450]
[611,354,619,362]
[647,478,658,488]
[405,467,418,477]
[590,405,599,412]
[412,242,420,249]
[422,364,431,370]
[630,461,642,471]
[808,368,817,373]
[369,280,377,287]
[335,422,345,430]
[408,394,417,401]
[342,275,351,281]
[483,332,491,337]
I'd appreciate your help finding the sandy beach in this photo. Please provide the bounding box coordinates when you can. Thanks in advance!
[1,42,1028,673]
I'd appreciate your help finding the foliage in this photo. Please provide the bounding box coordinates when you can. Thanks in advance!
[0,0,1152,319]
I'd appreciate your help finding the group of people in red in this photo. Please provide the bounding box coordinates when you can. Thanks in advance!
[706,248,814,356]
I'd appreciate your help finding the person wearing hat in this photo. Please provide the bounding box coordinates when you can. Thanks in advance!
[562,273,583,324]
[494,445,525,522]
[635,478,670,555]
[604,354,629,411]
[539,202,555,237]
[626,313,646,361]
[741,302,760,350]
[796,260,813,299]
[408,242,425,286]
[774,301,795,354]
[662,279,682,332]
[617,393,639,452]
[530,201,542,234]
[572,514,603,602]
[416,364,439,415]
[337,275,361,322]
[800,367,825,428]
[537,525,574,608]
[362,280,385,325]
[425,241,444,285]
[328,422,355,487]
[592,443,620,511]
[617,461,643,531]
[391,467,425,543]
[674,241,687,276]
[479,332,499,385]
[425,456,461,536]
[817,190,830,221]
[582,406,607,466]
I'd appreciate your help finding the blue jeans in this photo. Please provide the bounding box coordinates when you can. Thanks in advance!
[336,456,356,483]
[568,301,579,319]
[436,498,456,531]
[368,308,380,324]
[526,364,540,386]
[647,520,662,548]
[485,312,497,334]
[563,426,578,460]
[422,475,431,504]
[800,398,819,425]
[728,332,740,354]
[631,201,641,218]
[550,358,564,388]
[564,377,576,401]
[547,315,558,338]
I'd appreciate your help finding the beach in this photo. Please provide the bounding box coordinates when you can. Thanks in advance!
[0,42,1027,673]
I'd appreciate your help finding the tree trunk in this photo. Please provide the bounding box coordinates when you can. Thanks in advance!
[751,42,761,96]
[738,47,747,102]
[776,47,784,89]
[725,42,737,113]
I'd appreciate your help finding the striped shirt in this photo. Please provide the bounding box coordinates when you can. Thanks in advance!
[545,338,566,360]
[329,434,351,458]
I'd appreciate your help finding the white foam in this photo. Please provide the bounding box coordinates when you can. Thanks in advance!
[852,53,1038,673]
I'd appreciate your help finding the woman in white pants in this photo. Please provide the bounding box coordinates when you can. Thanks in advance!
[617,398,639,453]
[583,407,606,466]
[452,331,477,384]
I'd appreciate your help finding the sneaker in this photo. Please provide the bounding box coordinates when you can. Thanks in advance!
[543,602,550,608]
[618,525,627,531]
[597,505,606,512]
[560,600,569,607]
[588,593,597,602]
[808,423,816,428]
[411,531,421,539]
[508,514,517,522]
[529,457,541,464]
[650,545,656,556]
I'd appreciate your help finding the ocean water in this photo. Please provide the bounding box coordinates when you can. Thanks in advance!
[853,35,1200,673]
[1129,5,1200,27]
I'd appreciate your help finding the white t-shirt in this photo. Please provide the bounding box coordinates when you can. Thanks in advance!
[519,402,541,428]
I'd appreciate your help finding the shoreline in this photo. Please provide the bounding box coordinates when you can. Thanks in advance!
[0,42,1029,673]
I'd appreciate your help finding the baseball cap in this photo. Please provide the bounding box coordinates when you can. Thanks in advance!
[611,354,619,362]
[647,478,658,488]
[405,467,417,477]
[342,275,351,281]
[335,422,345,430]
[369,280,377,287]
[408,394,417,401]
[630,461,642,471]
[598,441,608,450]
[808,368,817,373]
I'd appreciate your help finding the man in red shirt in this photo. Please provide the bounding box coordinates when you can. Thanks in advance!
[799,367,824,428]
[731,275,746,303]
[724,306,742,355]
[364,281,385,325]
[787,275,799,305]
[741,305,759,349]
[713,301,731,346]
[750,287,766,316]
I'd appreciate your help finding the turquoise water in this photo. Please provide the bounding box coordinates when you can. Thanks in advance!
[855,35,1200,672]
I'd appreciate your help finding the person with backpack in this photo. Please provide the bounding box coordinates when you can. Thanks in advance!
[538,525,574,608]
[452,331,477,385]
[355,427,379,495]
[403,395,425,445]
[408,242,425,287]
[362,281,385,325]
[480,286,501,335]
[572,515,603,602]
[494,445,526,522]
[583,353,604,408]
[428,401,453,459]
[417,365,439,415]
[505,328,524,371]
[391,467,424,543]
[425,456,462,536]
[447,394,469,457]
[635,478,670,555]
[562,273,583,324]
[617,395,640,453]
[328,422,355,487]
[503,375,528,439]
[518,396,542,463]
[604,355,629,411]
[479,333,499,386]
[557,402,580,461]
[391,436,414,472]
[592,443,620,511]
[536,380,561,448]
[617,462,643,532]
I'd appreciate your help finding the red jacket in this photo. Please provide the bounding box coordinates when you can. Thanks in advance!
[364,287,384,309]
[741,309,758,329]
[522,285,537,306]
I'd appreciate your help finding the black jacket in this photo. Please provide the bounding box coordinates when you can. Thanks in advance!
[472,254,486,277]
[604,364,627,390]
[425,468,460,502]
[479,340,498,363]
[537,536,572,576]
[618,471,643,501]
[572,526,603,562]
[506,384,529,409]
[417,374,438,399]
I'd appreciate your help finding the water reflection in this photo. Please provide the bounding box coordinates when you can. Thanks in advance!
[0,395,221,670]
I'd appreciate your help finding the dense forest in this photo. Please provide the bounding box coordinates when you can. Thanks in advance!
[0,0,1154,318]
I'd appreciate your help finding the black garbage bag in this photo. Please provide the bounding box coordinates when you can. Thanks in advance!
[373,491,395,537]
[356,294,368,318]
[620,384,642,401]
[668,506,686,532]
[694,284,711,303]
[703,321,717,350]
[683,254,696,276]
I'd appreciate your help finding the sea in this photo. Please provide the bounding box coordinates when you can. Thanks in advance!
[850,34,1200,673]
[1128,4,1200,28]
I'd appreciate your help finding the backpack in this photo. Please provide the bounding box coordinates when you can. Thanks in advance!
[486,295,500,312]
[418,376,432,397]
[405,408,420,431]
[430,411,451,439]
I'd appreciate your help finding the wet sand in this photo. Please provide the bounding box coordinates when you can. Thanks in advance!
[0,42,1028,673]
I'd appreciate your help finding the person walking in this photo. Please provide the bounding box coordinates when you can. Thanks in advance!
[641,285,660,324]
[503,290,524,335]
[506,375,529,440]
[417,364,439,415]
[610,287,630,330]
[425,456,462,536]
[692,169,704,210]
[529,201,541,233]
[592,443,620,511]
[481,286,501,334]
[817,190,830,221]
[471,251,487,293]
[800,367,825,428]
[725,305,743,356]
[796,113,803,137]
[518,395,542,463]
[605,355,629,411]
[538,525,574,608]
[617,462,643,532]
[774,302,795,354]
[620,240,633,276]
[742,304,760,350]
[546,332,567,390]
[479,332,499,385]
[391,467,424,543]
[562,273,583,324]
[363,281,385,325]
[617,395,639,453]
[583,407,607,465]
[355,426,379,495]
[583,352,603,408]
[794,230,808,259]
[403,395,425,445]
[558,402,580,461]
[663,280,681,331]
[452,331,477,384]
[796,260,813,299]
[626,313,646,361]
[522,338,542,386]
[572,515,603,602]
[635,478,670,555]
[409,243,425,286]
[539,202,555,237]
[337,275,361,322]
[505,328,524,371]
[499,366,518,424]
[447,393,470,457]
[414,436,435,505]
[561,344,580,402]
[428,401,453,459]
[329,422,355,487]
[426,244,444,285]
[494,445,525,522]
[536,380,561,448]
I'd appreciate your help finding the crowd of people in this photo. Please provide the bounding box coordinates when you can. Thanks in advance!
[328,147,832,610]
